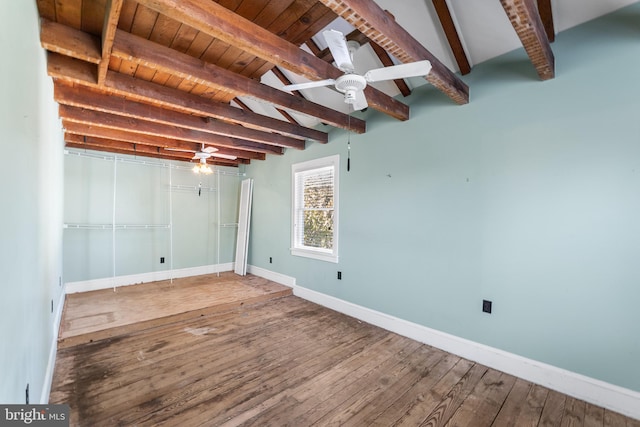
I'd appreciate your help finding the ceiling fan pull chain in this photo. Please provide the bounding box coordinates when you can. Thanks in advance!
[347,107,351,172]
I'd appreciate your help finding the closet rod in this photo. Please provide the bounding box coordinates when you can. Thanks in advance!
[64,224,171,229]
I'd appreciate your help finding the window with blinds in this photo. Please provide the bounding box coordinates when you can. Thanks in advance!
[291,155,339,263]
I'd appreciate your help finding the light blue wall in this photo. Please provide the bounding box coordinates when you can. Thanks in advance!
[63,152,242,282]
[0,2,64,403]
[245,4,640,392]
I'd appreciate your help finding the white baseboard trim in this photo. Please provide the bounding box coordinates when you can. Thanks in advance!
[247,266,640,421]
[246,265,296,287]
[41,288,66,404]
[65,263,235,294]
[41,335,57,404]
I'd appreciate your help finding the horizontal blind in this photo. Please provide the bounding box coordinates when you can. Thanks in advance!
[294,165,334,249]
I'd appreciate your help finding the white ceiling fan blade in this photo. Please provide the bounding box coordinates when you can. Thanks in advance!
[352,90,368,111]
[284,79,336,92]
[202,146,218,154]
[323,29,355,73]
[364,60,432,83]
[212,153,238,160]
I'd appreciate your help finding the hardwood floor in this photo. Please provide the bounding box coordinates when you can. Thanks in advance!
[50,274,640,426]
[58,272,291,348]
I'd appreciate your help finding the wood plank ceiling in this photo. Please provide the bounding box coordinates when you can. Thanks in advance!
[36,0,556,167]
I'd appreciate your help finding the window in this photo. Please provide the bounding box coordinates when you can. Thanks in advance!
[291,155,339,263]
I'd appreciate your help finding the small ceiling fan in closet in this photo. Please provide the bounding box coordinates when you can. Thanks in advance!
[166,143,237,175]
[283,29,433,111]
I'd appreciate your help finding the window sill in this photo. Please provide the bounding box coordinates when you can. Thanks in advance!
[290,248,338,263]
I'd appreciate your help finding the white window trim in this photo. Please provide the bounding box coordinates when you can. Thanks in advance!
[291,155,339,263]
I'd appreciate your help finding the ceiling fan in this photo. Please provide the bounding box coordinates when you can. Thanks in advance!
[166,143,237,161]
[284,29,432,111]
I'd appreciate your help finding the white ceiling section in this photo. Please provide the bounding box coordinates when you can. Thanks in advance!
[378,0,639,71]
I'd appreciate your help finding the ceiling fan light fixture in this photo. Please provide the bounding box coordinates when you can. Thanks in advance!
[193,163,213,175]
[193,158,213,175]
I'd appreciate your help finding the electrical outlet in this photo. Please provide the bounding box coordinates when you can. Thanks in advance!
[160,257,165,264]
[51,299,53,313]
[269,257,272,264]
[25,384,29,404]
[482,300,492,314]
[59,276,62,287]
[337,271,342,280]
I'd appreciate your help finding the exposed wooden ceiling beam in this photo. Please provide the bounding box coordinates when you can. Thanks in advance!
[432,0,471,75]
[54,83,305,150]
[36,0,56,20]
[60,105,285,155]
[134,0,409,122]
[63,123,266,160]
[65,141,243,166]
[537,0,555,42]
[47,52,98,84]
[112,29,367,133]
[98,0,124,85]
[46,54,326,143]
[306,37,322,57]
[41,25,329,142]
[499,0,554,80]
[318,0,469,105]
[107,71,326,143]
[245,3,339,80]
[40,19,101,64]
[66,141,191,162]
[64,134,248,165]
[285,3,338,47]
[65,134,194,160]
[64,122,198,151]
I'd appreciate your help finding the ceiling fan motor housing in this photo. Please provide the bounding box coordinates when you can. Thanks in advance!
[335,74,367,104]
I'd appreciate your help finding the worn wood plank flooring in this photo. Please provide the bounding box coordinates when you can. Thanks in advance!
[50,274,639,426]
[58,272,291,348]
